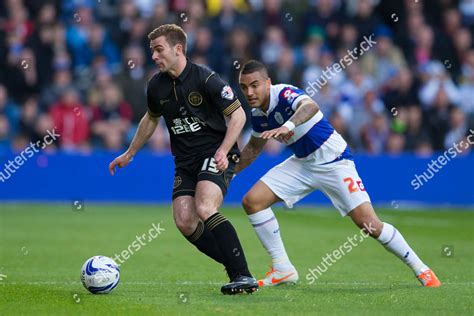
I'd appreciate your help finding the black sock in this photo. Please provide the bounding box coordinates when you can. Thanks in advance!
[205,212,252,278]
[185,220,226,265]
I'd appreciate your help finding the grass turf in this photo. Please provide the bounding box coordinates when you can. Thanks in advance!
[0,204,473,315]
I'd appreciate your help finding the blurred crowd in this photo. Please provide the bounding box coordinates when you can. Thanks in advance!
[1,0,474,155]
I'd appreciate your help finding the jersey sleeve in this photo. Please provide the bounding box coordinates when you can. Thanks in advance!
[204,72,242,117]
[278,86,311,111]
[146,79,162,118]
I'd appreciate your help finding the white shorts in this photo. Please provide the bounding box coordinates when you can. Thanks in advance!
[260,156,371,216]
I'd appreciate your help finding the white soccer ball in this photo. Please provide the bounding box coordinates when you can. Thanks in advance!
[80,256,120,294]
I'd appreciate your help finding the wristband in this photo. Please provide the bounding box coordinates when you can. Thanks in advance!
[283,120,296,131]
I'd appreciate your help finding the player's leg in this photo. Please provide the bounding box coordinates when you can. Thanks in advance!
[194,179,258,294]
[195,156,258,294]
[318,159,441,287]
[172,195,225,265]
[172,169,226,266]
[348,202,440,287]
[242,156,315,286]
[242,180,298,286]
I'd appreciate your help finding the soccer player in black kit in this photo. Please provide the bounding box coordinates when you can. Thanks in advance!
[109,24,258,294]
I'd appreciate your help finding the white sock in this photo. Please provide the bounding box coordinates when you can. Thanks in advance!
[377,222,429,275]
[248,208,293,271]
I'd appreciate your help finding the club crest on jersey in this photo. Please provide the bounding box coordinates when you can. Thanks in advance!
[188,91,203,106]
[274,112,284,124]
[221,85,234,100]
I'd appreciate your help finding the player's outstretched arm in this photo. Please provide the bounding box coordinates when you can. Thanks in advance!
[235,135,267,174]
[215,106,246,171]
[287,98,320,126]
[261,99,320,141]
[109,112,159,175]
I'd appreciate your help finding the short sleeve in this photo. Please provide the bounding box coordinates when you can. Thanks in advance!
[146,80,162,118]
[278,86,311,111]
[204,72,242,117]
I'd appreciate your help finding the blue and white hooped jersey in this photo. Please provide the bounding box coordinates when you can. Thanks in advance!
[251,84,353,164]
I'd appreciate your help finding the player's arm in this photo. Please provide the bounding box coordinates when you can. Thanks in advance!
[109,112,159,175]
[204,72,246,171]
[261,98,319,140]
[235,135,267,174]
[215,106,246,171]
[286,98,320,126]
[128,112,159,156]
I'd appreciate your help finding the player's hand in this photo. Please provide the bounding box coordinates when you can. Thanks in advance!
[214,149,229,171]
[261,127,294,144]
[109,152,133,176]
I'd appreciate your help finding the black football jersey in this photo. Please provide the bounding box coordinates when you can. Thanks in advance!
[146,60,242,161]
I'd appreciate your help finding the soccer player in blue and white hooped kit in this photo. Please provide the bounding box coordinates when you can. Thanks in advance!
[236,60,441,288]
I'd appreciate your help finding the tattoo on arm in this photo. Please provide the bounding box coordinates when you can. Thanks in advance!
[288,99,320,126]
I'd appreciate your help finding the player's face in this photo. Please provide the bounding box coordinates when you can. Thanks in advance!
[150,36,180,73]
[239,71,271,108]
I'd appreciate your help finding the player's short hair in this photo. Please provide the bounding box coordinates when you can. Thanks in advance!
[148,24,187,55]
[240,60,269,78]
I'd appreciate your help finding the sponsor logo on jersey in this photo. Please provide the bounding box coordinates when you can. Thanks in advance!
[281,87,300,104]
[188,92,203,106]
[221,85,234,100]
[170,117,205,135]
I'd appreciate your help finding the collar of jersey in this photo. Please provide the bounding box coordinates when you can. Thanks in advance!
[169,58,192,82]
[255,84,279,116]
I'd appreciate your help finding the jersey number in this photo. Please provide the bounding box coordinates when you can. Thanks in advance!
[343,177,366,193]
[201,157,219,173]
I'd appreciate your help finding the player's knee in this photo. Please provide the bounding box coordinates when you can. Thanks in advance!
[173,211,197,236]
[242,193,260,214]
[194,201,217,221]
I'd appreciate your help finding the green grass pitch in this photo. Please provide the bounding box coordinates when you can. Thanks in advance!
[0,204,473,315]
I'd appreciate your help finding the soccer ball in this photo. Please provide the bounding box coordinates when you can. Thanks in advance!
[80,256,120,294]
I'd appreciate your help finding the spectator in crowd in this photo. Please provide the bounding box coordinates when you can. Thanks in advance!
[269,46,302,87]
[419,61,460,108]
[459,50,474,117]
[114,45,148,124]
[444,107,468,148]
[383,67,419,112]
[189,25,223,73]
[0,84,20,137]
[360,112,390,154]
[90,83,132,150]
[404,105,430,151]
[360,26,407,90]
[0,115,10,150]
[386,132,406,155]
[425,87,455,151]
[303,0,341,48]
[49,88,89,150]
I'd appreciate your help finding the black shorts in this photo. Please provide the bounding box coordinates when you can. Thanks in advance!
[172,154,239,200]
